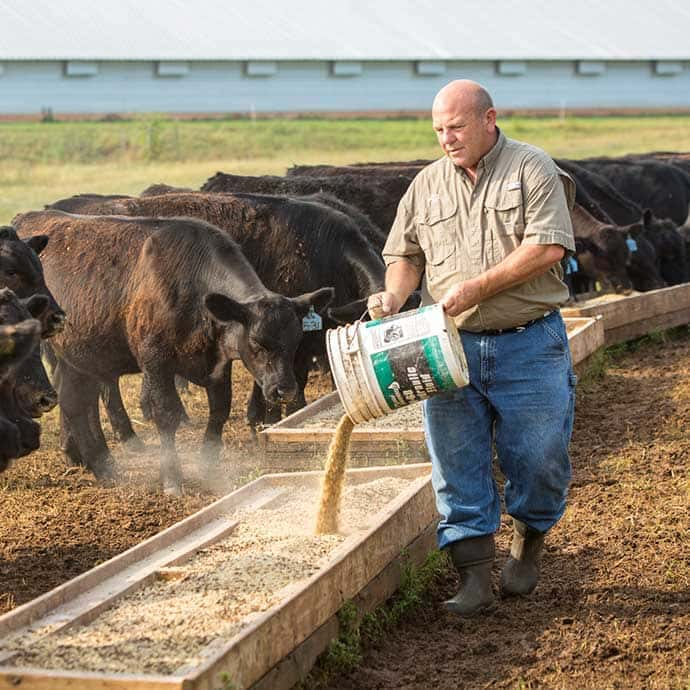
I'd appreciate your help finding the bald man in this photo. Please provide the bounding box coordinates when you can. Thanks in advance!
[368,80,577,616]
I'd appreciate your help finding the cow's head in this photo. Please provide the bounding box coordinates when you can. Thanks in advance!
[574,226,633,294]
[619,222,666,292]
[0,226,66,337]
[0,288,57,417]
[204,287,334,405]
[641,210,689,285]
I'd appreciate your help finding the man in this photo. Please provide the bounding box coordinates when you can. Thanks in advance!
[367,80,577,616]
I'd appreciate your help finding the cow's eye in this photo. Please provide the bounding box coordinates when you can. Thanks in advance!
[4,270,16,277]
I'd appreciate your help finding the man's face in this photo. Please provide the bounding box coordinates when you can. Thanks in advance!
[432,99,496,171]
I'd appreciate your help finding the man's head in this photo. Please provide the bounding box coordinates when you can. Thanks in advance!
[432,80,497,173]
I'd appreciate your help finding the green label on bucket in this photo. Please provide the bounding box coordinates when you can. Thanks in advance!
[370,335,457,409]
[422,336,456,389]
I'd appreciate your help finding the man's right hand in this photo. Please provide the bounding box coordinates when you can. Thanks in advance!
[367,291,401,320]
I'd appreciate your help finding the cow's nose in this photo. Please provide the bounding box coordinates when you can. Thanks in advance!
[50,312,67,331]
[37,390,58,413]
[276,386,297,402]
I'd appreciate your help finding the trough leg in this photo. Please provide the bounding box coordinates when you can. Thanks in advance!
[55,359,116,481]
[141,366,185,495]
[201,362,232,469]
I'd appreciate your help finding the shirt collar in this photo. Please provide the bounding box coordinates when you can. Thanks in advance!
[447,127,506,181]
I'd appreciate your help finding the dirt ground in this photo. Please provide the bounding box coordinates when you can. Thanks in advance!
[321,333,689,690]
[0,334,688,690]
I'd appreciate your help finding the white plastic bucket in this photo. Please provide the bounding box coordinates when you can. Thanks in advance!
[326,304,470,424]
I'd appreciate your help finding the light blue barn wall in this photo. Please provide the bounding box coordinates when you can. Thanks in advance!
[0,59,688,114]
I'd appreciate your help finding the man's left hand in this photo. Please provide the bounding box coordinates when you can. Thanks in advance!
[440,279,482,317]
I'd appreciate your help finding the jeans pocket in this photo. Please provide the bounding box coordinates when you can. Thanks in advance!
[541,319,568,351]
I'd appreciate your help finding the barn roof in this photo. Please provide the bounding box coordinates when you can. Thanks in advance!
[1,0,689,61]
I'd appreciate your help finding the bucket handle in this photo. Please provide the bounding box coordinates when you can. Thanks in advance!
[344,309,372,354]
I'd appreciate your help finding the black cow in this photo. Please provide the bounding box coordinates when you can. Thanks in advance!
[555,159,641,225]
[569,204,633,294]
[201,172,413,239]
[0,289,50,470]
[622,152,690,178]
[14,210,333,494]
[0,232,61,420]
[0,227,65,337]
[46,190,390,429]
[577,157,690,227]
[556,161,684,288]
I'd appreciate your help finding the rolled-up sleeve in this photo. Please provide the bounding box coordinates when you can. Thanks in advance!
[521,157,576,253]
[382,194,426,270]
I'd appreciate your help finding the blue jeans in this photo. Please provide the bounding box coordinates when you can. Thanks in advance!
[423,310,576,549]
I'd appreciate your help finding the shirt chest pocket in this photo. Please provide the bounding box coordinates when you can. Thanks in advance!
[484,187,525,238]
[416,194,458,277]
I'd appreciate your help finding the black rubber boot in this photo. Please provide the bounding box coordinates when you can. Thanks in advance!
[443,535,496,617]
[500,519,545,596]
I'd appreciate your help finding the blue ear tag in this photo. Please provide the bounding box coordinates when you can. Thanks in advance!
[302,305,323,332]
[626,237,638,253]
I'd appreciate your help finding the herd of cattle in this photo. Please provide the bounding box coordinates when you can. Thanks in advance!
[1,150,689,493]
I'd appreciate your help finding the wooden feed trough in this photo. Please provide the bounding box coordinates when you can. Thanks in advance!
[0,464,436,690]
[562,283,690,346]
[260,316,605,470]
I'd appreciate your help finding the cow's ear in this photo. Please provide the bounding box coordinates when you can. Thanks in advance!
[26,236,49,255]
[24,294,49,320]
[621,222,643,237]
[0,319,41,363]
[291,287,335,317]
[204,293,249,325]
[0,227,17,241]
[642,209,654,228]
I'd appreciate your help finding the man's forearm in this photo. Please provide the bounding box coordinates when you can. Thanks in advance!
[441,243,565,317]
[385,260,423,308]
[475,243,565,301]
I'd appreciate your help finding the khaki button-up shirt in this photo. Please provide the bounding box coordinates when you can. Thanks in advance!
[382,131,576,331]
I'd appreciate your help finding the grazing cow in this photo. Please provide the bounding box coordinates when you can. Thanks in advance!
[0,227,65,337]
[14,210,333,493]
[577,157,690,227]
[45,190,390,428]
[556,161,685,288]
[569,204,633,294]
[201,172,413,237]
